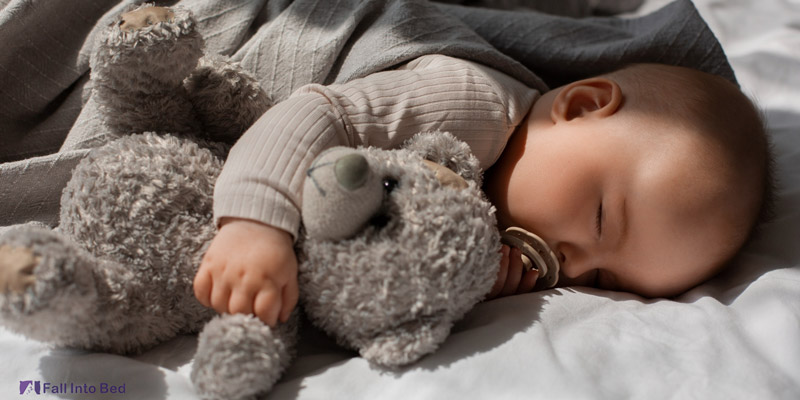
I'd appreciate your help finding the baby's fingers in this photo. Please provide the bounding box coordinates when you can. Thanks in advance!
[517,268,539,294]
[254,287,281,326]
[279,281,299,323]
[193,268,213,307]
[487,245,510,299]
[210,280,232,314]
[499,247,523,296]
[228,289,255,315]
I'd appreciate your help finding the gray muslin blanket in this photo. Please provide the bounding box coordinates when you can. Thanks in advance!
[0,0,733,230]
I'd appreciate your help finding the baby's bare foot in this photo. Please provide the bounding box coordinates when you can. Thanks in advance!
[0,245,39,294]
[119,7,174,31]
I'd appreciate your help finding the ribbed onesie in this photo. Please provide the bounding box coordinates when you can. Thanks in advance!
[214,54,539,239]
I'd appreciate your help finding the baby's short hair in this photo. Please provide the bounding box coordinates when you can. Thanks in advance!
[604,63,775,253]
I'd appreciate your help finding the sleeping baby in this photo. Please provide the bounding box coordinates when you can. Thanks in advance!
[192,54,772,326]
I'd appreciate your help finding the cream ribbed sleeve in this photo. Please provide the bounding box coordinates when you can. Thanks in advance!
[213,54,539,239]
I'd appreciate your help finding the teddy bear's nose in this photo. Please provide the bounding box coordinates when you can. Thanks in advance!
[335,153,369,190]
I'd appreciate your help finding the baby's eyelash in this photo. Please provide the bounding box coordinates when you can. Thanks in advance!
[595,201,603,238]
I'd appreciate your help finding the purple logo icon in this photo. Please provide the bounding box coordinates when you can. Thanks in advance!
[19,381,40,395]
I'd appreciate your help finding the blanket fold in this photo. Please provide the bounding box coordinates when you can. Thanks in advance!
[0,0,733,229]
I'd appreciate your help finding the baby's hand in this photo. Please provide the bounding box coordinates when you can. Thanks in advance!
[486,245,539,299]
[194,218,299,326]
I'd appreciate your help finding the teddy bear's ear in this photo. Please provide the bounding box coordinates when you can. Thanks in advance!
[403,131,483,186]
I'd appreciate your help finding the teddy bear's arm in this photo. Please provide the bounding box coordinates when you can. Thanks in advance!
[184,55,273,145]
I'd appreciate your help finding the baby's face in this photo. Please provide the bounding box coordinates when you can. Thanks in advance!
[485,81,743,298]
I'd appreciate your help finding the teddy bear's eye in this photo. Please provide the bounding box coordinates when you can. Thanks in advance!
[368,178,398,230]
[382,178,398,193]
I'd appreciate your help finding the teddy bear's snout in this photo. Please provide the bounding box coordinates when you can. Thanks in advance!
[334,153,370,191]
[302,149,385,241]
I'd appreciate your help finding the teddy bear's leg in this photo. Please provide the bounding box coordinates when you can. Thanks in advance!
[191,313,299,400]
[90,4,204,136]
[184,55,273,145]
[0,133,221,353]
[49,133,221,352]
[0,226,204,353]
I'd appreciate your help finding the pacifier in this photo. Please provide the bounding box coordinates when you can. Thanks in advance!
[500,227,560,289]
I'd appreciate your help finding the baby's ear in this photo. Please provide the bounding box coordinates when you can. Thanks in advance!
[552,77,622,122]
[403,131,483,186]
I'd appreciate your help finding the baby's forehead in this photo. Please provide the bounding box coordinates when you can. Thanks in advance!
[639,132,732,198]
[622,141,746,285]
[630,138,747,248]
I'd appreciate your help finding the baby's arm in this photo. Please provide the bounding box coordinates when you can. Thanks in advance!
[193,90,344,326]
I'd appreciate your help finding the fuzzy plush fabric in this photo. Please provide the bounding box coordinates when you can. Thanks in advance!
[299,131,501,367]
[0,4,270,356]
[184,54,273,144]
[0,6,502,398]
[0,133,220,353]
[192,313,299,400]
[90,6,204,138]
[189,131,500,399]
[84,4,271,149]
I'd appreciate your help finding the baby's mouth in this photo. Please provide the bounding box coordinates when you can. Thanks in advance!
[555,269,599,289]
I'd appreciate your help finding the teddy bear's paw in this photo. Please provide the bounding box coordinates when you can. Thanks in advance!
[0,227,176,352]
[0,245,39,295]
[192,313,299,400]
[185,55,273,145]
[118,6,174,31]
[0,228,97,317]
[359,317,453,368]
[0,226,116,348]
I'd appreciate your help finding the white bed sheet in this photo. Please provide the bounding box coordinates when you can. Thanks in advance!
[2,0,800,399]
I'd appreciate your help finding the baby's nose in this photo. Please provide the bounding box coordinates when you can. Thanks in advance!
[555,242,597,283]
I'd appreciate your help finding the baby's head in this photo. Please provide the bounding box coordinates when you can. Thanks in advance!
[485,63,772,298]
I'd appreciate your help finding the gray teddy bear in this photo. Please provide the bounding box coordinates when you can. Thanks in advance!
[0,4,501,400]
[192,131,502,399]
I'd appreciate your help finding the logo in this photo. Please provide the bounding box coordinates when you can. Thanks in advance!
[18,380,125,396]
[19,381,40,395]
